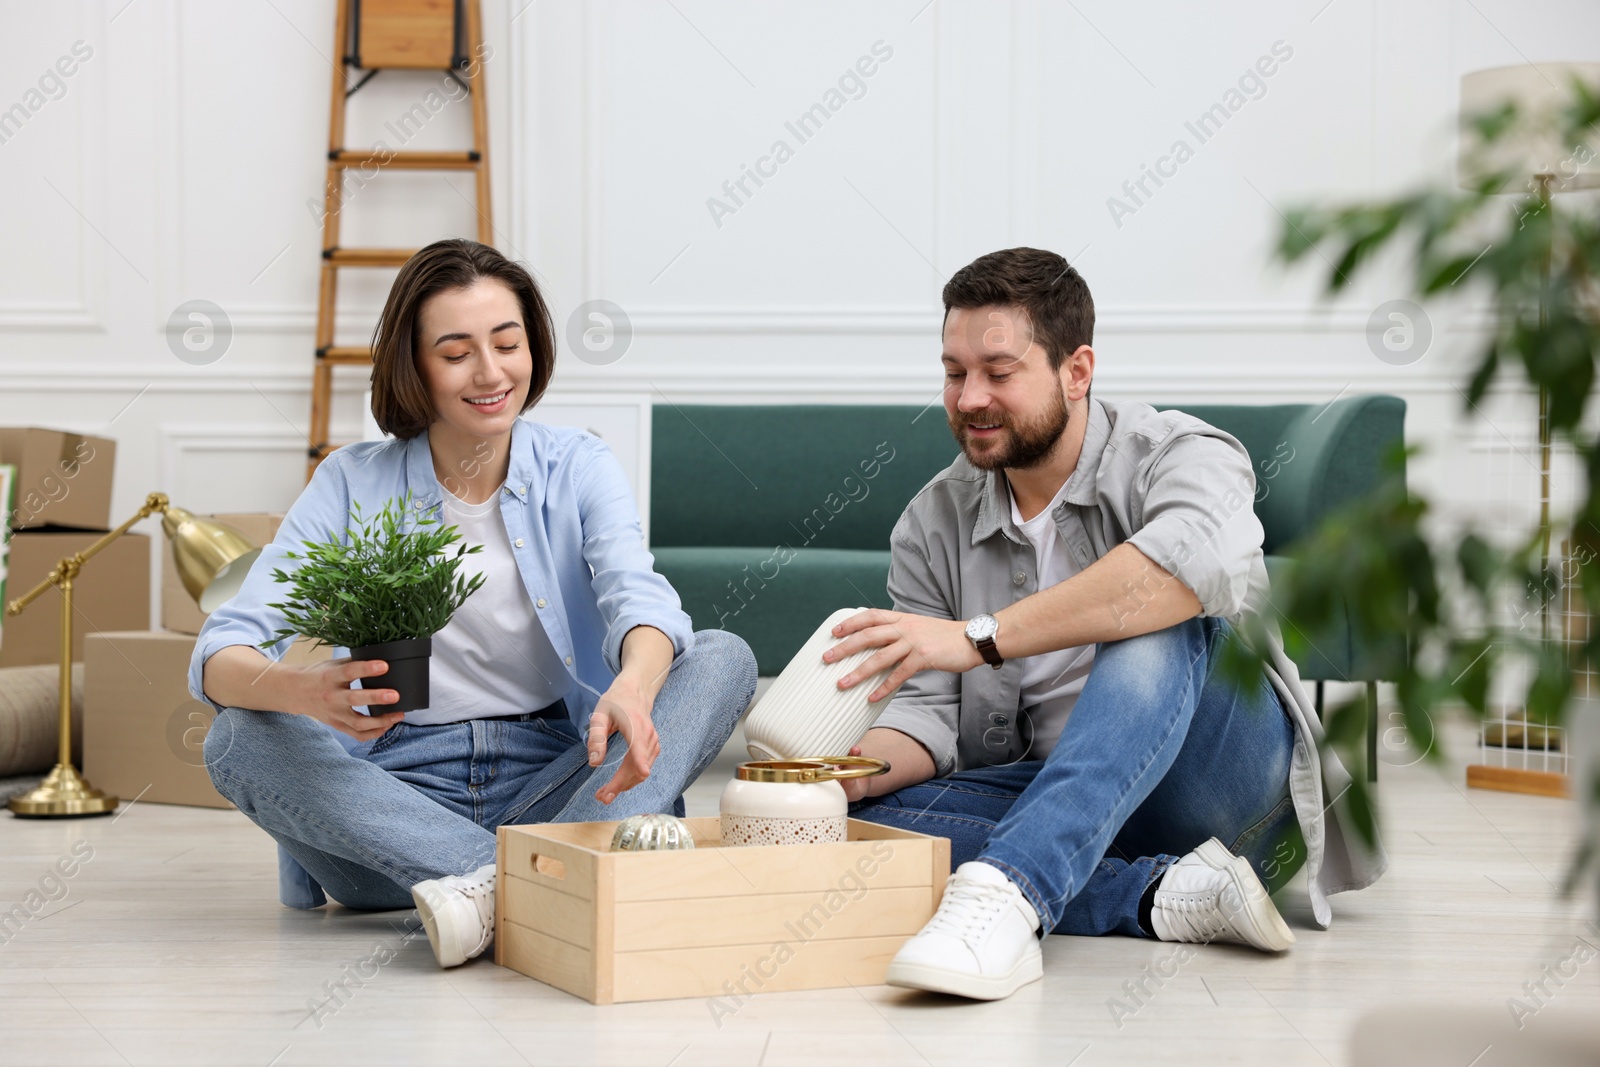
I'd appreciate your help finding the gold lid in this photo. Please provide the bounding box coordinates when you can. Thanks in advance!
[734,756,890,783]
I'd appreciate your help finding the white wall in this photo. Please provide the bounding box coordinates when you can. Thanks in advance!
[2,0,1598,630]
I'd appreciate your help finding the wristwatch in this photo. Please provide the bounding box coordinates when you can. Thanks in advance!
[964,613,1003,669]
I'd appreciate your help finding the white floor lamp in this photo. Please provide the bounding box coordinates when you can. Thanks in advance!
[1458,62,1600,796]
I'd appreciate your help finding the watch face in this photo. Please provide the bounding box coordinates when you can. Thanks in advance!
[966,614,998,641]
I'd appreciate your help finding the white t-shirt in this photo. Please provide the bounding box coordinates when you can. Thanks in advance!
[1007,476,1096,759]
[403,484,571,726]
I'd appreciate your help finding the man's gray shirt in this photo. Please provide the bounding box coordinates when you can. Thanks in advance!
[872,396,1385,927]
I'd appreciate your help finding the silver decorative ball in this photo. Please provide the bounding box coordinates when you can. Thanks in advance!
[610,813,697,852]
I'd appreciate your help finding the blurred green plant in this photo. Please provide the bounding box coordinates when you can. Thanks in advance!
[1227,76,1600,890]
[260,491,485,651]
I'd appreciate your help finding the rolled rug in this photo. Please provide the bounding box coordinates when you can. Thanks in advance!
[743,607,904,760]
[0,663,85,775]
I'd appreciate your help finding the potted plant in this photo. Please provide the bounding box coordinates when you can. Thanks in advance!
[260,491,485,711]
[1216,74,1600,903]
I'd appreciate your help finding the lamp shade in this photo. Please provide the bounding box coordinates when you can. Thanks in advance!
[1458,63,1600,191]
[160,506,262,612]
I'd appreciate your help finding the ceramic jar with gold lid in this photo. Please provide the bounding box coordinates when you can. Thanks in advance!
[718,756,889,846]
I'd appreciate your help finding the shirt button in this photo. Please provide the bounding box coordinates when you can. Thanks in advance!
[1012,571,1026,586]
[564,656,573,666]
[514,538,525,548]
[536,598,547,608]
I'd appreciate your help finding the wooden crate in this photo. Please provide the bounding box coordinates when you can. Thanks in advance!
[355,0,456,69]
[495,817,949,1005]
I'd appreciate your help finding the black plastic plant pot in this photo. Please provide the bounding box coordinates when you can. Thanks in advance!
[351,637,433,712]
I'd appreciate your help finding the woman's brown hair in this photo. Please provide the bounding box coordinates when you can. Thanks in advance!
[369,239,557,440]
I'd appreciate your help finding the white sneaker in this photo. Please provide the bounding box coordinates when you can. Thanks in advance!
[885,861,1043,1000]
[1149,838,1295,952]
[411,864,496,969]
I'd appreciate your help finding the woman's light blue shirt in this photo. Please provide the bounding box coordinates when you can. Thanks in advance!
[186,417,694,732]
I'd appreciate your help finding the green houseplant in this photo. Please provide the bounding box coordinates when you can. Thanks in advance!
[261,492,485,711]
[1226,74,1600,894]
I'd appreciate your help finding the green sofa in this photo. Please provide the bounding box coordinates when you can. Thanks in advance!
[1170,400,1408,676]
[651,397,1406,774]
[649,404,960,672]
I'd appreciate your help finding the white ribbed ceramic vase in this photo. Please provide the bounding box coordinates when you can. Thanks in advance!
[742,607,903,760]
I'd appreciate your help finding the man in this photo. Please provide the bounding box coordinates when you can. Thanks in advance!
[828,247,1384,1001]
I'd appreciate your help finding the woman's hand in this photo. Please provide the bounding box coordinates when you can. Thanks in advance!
[824,609,983,701]
[586,678,661,805]
[286,657,405,742]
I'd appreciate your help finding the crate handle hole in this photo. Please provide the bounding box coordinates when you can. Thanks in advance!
[531,854,566,880]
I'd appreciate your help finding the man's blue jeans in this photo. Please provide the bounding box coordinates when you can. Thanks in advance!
[204,630,756,911]
[850,617,1302,937]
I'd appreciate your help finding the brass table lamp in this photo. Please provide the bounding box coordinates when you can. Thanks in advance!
[4,492,262,817]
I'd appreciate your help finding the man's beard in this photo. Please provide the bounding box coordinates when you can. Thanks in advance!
[949,386,1069,471]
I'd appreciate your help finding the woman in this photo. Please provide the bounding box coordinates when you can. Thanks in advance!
[191,239,756,969]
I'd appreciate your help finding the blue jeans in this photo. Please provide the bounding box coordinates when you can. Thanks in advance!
[851,617,1302,937]
[204,629,756,911]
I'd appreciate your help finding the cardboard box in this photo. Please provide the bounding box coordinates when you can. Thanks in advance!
[83,630,332,809]
[0,463,14,655]
[0,531,151,668]
[495,818,949,1004]
[0,427,117,531]
[162,513,286,635]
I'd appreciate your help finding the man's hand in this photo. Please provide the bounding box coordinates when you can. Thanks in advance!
[585,679,661,805]
[840,745,873,802]
[838,728,937,801]
[824,608,983,700]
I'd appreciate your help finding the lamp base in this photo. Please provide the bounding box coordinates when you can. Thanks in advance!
[7,763,119,818]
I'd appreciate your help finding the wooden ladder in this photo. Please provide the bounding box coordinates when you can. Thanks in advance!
[308,0,493,480]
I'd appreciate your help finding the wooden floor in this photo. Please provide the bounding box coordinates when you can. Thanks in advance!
[0,719,1595,1067]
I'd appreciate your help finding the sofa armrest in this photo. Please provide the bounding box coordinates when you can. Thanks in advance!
[1257,394,1407,555]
